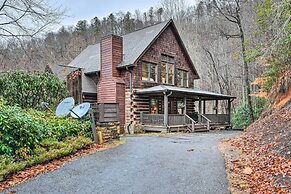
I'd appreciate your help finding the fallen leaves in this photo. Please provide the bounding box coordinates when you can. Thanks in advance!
[219,105,291,193]
[243,167,253,175]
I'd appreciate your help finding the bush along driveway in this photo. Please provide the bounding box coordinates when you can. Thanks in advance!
[3,131,239,194]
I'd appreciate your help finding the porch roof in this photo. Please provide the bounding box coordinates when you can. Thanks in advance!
[135,85,236,100]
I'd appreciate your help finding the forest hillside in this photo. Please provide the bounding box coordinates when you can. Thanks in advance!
[220,65,290,193]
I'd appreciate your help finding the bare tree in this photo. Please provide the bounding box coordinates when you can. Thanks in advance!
[212,0,255,122]
[160,0,188,23]
[0,0,64,40]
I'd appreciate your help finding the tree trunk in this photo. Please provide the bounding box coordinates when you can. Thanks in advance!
[238,21,255,122]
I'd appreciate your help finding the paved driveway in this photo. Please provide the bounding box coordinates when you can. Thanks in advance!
[3,131,239,194]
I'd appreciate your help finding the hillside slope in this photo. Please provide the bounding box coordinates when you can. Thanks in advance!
[220,72,291,193]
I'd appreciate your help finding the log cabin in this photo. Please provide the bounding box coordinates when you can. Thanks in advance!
[48,20,236,133]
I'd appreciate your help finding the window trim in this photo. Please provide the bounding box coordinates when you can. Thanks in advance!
[142,62,158,82]
[161,54,175,85]
[177,69,189,87]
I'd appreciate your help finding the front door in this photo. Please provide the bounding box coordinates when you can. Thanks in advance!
[168,98,178,114]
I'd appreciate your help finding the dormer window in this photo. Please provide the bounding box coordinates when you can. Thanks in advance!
[161,54,174,85]
[142,62,157,82]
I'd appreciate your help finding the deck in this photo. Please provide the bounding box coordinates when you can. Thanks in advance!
[140,113,231,132]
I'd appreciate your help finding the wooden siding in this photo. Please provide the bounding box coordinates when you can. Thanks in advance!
[127,25,199,89]
[131,94,149,124]
[125,89,131,124]
[91,103,119,122]
[116,83,125,132]
[66,70,82,104]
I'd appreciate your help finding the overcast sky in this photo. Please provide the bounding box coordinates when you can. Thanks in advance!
[51,0,197,26]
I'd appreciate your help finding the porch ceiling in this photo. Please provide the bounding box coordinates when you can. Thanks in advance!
[135,85,236,100]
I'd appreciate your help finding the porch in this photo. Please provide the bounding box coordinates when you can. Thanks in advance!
[135,85,235,132]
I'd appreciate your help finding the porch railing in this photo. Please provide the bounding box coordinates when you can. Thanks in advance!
[200,114,211,131]
[202,114,230,124]
[184,114,196,132]
[168,114,185,126]
[140,112,229,132]
[140,113,164,126]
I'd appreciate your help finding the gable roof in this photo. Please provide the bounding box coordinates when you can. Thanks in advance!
[67,20,199,78]
[67,21,169,74]
[67,44,100,74]
[46,64,78,82]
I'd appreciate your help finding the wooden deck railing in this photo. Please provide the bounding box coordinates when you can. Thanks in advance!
[140,113,229,132]
[203,114,230,124]
[168,114,185,126]
[200,114,211,131]
[184,114,196,132]
[140,113,164,125]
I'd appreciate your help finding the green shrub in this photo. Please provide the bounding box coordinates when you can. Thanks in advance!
[232,97,267,129]
[0,136,93,182]
[0,71,68,109]
[0,99,92,158]
[0,104,46,157]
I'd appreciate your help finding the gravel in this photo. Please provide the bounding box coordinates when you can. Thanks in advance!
[3,131,239,194]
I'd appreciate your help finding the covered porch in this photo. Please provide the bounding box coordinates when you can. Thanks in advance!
[135,85,236,132]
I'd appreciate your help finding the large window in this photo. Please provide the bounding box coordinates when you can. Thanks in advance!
[161,55,174,85]
[142,62,157,82]
[177,69,188,87]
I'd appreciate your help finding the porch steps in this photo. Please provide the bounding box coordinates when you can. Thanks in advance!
[142,125,167,132]
[190,124,210,132]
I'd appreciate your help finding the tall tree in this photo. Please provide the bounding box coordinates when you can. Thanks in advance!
[156,8,164,23]
[75,20,88,34]
[213,0,255,122]
[91,17,101,37]
[108,13,117,34]
[123,12,135,34]
[148,7,155,25]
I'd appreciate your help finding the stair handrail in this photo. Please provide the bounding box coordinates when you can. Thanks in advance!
[184,114,196,132]
[200,114,211,131]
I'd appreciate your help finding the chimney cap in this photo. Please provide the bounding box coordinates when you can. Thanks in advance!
[101,33,123,40]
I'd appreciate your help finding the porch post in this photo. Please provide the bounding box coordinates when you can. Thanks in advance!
[215,100,218,115]
[228,99,231,124]
[198,97,202,122]
[164,92,168,126]
[203,100,206,114]
[184,96,187,114]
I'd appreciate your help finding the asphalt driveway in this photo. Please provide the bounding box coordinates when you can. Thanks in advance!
[3,131,239,194]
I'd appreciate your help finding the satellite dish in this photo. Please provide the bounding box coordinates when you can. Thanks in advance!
[55,97,75,117]
[70,103,90,118]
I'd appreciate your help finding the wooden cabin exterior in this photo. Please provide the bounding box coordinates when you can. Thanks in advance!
[49,20,235,133]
